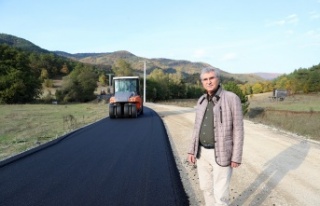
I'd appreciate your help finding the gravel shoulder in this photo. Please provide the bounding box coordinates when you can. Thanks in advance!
[146,103,320,206]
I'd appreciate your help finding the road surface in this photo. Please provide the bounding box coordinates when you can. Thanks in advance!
[0,107,189,206]
[146,103,320,206]
[2,103,320,206]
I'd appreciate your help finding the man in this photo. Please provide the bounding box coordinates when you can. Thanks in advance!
[188,67,244,206]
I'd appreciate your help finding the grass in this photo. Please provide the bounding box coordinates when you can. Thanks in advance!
[248,92,320,112]
[247,92,320,141]
[0,101,108,161]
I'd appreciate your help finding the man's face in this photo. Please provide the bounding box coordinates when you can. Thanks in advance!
[201,71,220,95]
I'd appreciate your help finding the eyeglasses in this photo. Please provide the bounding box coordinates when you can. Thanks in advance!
[201,76,215,82]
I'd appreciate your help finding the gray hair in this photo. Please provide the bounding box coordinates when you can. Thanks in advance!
[200,67,221,80]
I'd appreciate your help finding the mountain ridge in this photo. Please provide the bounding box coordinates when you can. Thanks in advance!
[55,51,271,83]
[0,33,49,53]
[0,33,280,82]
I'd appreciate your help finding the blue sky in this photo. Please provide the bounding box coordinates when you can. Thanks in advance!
[1,0,319,74]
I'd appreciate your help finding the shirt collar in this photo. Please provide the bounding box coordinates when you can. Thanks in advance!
[207,85,222,101]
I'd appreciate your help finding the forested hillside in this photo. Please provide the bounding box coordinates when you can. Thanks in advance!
[55,50,265,83]
[0,33,49,53]
[1,33,319,104]
[0,35,110,103]
[239,63,320,95]
[274,64,320,94]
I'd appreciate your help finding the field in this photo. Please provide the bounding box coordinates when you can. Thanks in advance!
[0,101,108,161]
[248,92,320,112]
[247,92,320,141]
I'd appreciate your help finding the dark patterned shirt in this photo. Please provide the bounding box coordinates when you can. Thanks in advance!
[199,98,214,147]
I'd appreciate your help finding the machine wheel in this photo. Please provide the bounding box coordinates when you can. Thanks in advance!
[109,105,115,119]
[123,104,129,118]
[116,105,122,118]
[131,104,137,118]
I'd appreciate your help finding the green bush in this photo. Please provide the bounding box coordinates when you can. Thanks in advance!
[56,65,97,102]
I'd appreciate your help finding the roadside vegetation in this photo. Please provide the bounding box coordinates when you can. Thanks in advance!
[247,92,320,141]
[0,102,107,161]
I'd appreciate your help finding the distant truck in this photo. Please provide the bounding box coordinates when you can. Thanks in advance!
[108,76,143,118]
[271,89,288,101]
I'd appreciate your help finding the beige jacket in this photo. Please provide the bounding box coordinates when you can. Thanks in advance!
[188,87,244,166]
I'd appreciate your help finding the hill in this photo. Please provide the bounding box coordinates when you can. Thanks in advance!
[55,50,265,83]
[0,33,265,83]
[0,33,49,53]
[253,72,283,80]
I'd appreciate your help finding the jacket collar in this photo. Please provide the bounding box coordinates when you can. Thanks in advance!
[207,85,222,103]
[199,86,223,105]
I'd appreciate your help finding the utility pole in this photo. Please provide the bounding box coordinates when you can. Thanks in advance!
[143,61,146,103]
[106,73,113,87]
[106,73,114,93]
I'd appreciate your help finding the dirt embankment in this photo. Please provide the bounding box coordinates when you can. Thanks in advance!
[146,103,320,206]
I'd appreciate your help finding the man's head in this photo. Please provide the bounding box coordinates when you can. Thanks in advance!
[200,67,220,95]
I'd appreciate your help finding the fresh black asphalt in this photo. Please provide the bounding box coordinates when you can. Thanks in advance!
[0,107,189,206]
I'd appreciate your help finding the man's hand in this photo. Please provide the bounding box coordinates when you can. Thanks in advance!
[231,162,241,168]
[188,154,196,164]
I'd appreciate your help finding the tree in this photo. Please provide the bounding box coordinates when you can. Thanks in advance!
[0,45,41,103]
[262,81,274,93]
[252,83,263,94]
[98,73,107,86]
[148,68,170,100]
[112,59,134,76]
[274,75,289,90]
[185,84,204,98]
[55,64,98,102]
[146,79,159,102]
[239,83,252,95]
[40,68,49,80]
[60,63,69,74]
[168,72,185,99]
[223,82,249,115]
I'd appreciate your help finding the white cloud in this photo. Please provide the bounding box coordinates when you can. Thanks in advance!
[193,49,207,58]
[266,14,299,27]
[221,52,238,61]
[286,14,299,24]
[306,29,320,38]
[309,11,320,20]
[285,30,294,35]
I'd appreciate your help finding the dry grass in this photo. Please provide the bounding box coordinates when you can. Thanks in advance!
[248,92,320,112]
[247,92,320,141]
[0,101,108,161]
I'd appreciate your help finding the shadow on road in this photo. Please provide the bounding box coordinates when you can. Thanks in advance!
[231,140,310,206]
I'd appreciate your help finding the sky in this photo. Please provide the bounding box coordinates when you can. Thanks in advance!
[1,0,319,74]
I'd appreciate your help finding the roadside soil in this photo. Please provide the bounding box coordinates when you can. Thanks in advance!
[146,103,320,206]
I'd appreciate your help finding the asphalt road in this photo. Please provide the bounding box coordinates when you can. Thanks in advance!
[0,107,189,206]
